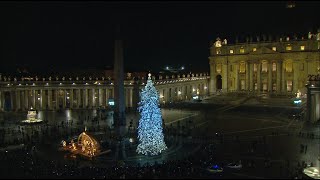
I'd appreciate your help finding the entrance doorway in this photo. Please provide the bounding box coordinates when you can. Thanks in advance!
[216,75,222,90]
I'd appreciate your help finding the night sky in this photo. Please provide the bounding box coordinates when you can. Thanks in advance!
[0,1,320,74]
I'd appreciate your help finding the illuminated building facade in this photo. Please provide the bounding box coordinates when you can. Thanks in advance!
[0,72,209,111]
[209,32,320,95]
[306,74,320,123]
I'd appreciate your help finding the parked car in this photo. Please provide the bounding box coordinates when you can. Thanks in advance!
[225,162,242,170]
[207,164,223,173]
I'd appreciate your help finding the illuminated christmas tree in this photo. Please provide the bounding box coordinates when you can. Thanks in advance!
[136,73,167,156]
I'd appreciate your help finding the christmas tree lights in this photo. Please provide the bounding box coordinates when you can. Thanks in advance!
[136,73,167,156]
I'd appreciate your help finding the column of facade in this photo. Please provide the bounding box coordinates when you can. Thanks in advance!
[276,61,281,94]
[92,88,95,108]
[15,90,20,111]
[0,91,2,111]
[222,63,228,92]
[48,89,52,110]
[281,61,286,93]
[209,62,216,94]
[20,90,24,111]
[234,64,239,91]
[127,88,130,107]
[257,62,261,93]
[24,90,29,109]
[55,89,59,109]
[268,62,272,92]
[293,60,299,93]
[98,88,103,106]
[63,89,66,109]
[10,91,14,111]
[70,89,74,109]
[245,62,249,90]
[249,63,254,91]
[32,89,36,109]
[105,88,109,106]
[77,89,81,108]
[129,88,133,108]
[40,89,43,110]
[84,89,88,108]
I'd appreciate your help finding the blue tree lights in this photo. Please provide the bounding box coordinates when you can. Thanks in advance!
[136,73,167,156]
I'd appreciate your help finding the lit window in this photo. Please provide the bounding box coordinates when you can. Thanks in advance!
[261,61,268,72]
[286,46,292,51]
[230,49,234,54]
[253,64,257,72]
[272,62,276,71]
[240,48,245,53]
[239,62,246,73]
[253,48,257,52]
[300,46,305,50]
[272,47,277,51]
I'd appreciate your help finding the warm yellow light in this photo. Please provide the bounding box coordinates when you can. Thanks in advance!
[253,48,257,52]
[300,46,305,50]
[286,46,292,51]
[272,47,277,51]
[229,49,234,54]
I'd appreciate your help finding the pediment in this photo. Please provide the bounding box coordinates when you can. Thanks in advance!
[249,46,279,54]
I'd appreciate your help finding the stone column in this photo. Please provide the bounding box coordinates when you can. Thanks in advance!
[281,61,286,93]
[70,89,74,109]
[25,90,29,109]
[10,91,14,111]
[48,89,52,110]
[77,89,81,108]
[84,89,88,108]
[209,62,216,94]
[32,89,36,109]
[257,62,261,93]
[40,89,43,110]
[55,89,59,110]
[63,89,66,109]
[129,88,133,108]
[249,63,254,91]
[15,90,20,111]
[235,64,239,91]
[20,90,25,111]
[222,62,228,92]
[0,91,2,111]
[106,88,109,106]
[268,62,272,92]
[92,88,95,108]
[276,61,281,94]
[99,88,103,106]
[245,62,249,90]
[293,60,299,93]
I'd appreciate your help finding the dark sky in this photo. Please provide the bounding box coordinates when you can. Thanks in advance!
[0,1,319,74]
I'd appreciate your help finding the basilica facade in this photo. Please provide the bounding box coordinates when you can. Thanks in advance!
[209,34,320,96]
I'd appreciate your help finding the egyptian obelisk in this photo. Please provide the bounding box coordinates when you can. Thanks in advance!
[113,24,126,160]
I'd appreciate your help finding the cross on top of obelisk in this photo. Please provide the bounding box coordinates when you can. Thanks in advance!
[148,73,151,79]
